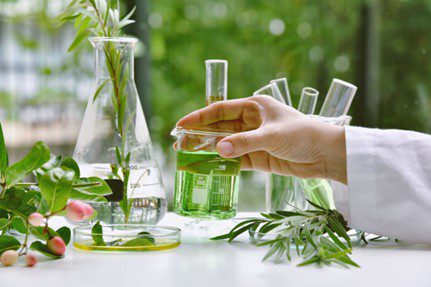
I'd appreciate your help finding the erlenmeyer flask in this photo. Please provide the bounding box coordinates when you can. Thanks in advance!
[73,37,167,225]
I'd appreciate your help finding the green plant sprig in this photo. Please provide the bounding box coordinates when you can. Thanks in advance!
[0,122,112,265]
[211,200,362,268]
[60,0,137,222]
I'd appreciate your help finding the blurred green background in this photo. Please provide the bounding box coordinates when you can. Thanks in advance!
[0,0,430,211]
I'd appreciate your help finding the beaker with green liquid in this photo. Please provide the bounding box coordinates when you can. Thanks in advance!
[171,128,241,220]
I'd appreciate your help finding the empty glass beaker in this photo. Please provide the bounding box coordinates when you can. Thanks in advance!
[73,37,167,225]
[171,128,241,220]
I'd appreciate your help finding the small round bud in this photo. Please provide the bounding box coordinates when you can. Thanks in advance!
[25,253,38,267]
[82,203,94,219]
[65,201,86,222]
[28,212,44,227]
[47,237,66,256]
[0,250,19,266]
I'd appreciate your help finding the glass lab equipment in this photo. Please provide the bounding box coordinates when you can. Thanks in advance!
[205,60,227,105]
[319,79,357,117]
[73,224,181,252]
[270,78,292,106]
[253,82,285,103]
[172,128,241,219]
[298,87,319,115]
[73,37,167,225]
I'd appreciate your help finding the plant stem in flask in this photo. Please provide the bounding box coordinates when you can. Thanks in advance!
[174,151,241,219]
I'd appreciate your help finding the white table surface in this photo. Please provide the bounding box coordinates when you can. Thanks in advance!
[0,212,430,287]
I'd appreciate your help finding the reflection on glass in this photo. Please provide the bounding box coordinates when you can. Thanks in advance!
[270,78,292,106]
[253,82,284,103]
[319,79,357,117]
[298,87,319,115]
[205,60,228,105]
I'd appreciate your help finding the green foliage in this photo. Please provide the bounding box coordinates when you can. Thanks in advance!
[0,122,112,263]
[4,142,50,187]
[0,235,21,255]
[211,201,359,268]
[0,123,8,174]
[57,227,72,245]
[61,0,137,223]
[70,177,112,202]
[38,167,75,213]
[123,237,155,247]
[30,241,64,259]
[90,221,156,247]
[91,221,106,246]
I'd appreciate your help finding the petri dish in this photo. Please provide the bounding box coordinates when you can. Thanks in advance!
[73,224,181,252]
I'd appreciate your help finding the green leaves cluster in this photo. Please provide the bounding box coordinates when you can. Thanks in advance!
[0,122,112,260]
[211,201,361,268]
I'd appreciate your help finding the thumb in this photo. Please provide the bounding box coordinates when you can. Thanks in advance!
[216,130,268,158]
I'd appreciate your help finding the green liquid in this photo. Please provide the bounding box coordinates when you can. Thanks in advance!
[174,150,241,219]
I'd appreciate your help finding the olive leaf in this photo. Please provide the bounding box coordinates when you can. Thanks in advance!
[211,203,360,268]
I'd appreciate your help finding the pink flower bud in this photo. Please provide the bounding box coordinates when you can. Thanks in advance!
[82,203,94,219]
[25,253,38,267]
[28,212,44,227]
[65,201,86,222]
[0,250,19,266]
[47,236,66,256]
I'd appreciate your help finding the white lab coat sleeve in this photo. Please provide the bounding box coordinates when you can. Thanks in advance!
[332,126,431,243]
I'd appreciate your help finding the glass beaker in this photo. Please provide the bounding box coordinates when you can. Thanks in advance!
[73,37,167,225]
[265,115,351,212]
[171,128,241,220]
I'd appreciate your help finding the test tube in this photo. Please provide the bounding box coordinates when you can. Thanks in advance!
[319,78,357,117]
[270,78,292,107]
[205,60,228,105]
[253,82,284,103]
[298,87,319,115]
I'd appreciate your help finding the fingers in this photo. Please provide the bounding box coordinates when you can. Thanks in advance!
[176,97,264,129]
[216,129,268,158]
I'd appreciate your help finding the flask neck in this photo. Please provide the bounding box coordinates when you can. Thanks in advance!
[91,37,136,81]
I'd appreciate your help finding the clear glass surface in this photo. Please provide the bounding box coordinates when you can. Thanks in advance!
[205,60,227,105]
[73,224,181,251]
[319,78,358,117]
[171,128,241,220]
[298,87,319,115]
[73,37,167,225]
[270,78,292,106]
[253,82,285,103]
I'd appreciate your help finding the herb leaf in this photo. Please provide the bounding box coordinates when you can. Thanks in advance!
[5,141,50,187]
[30,241,64,259]
[0,235,21,255]
[92,221,105,246]
[0,122,8,174]
[38,167,75,213]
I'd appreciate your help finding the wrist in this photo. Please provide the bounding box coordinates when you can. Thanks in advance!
[324,125,347,184]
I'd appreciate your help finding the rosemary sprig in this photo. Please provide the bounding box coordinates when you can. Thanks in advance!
[211,200,360,268]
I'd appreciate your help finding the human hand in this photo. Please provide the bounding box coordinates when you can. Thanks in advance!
[176,95,347,184]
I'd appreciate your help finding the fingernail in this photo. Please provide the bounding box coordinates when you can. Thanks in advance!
[217,142,234,156]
